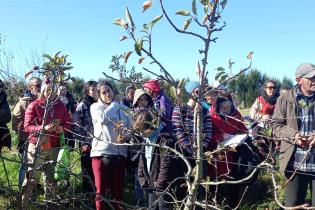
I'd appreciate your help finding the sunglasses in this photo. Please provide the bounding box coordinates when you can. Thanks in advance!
[32,84,42,88]
[266,86,276,90]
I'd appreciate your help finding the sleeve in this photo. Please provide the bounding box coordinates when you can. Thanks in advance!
[61,106,72,133]
[137,152,148,188]
[90,102,120,125]
[172,106,193,155]
[73,103,91,145]
[203,112,212,149]
[24,102,42,134]
[269,96,298,143]
[11,101,23,132]
[160,95,173,121]
[250,98,260,121]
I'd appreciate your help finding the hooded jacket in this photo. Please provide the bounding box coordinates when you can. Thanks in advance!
[90,100,132,158]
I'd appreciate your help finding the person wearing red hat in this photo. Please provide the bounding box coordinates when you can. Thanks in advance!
[143,80,173,132]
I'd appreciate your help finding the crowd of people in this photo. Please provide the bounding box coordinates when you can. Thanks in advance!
[0,62,315,209]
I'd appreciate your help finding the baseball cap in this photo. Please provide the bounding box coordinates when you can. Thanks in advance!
[295,63,315,78]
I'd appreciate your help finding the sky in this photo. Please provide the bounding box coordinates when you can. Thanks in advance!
[1,0,314,84]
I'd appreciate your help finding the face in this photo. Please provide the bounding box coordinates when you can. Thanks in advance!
[265,82,277,97]
[297,76,315,95]
[99,85,114,104]
[137,95,148,108]
[144,87,154,97]
[88,86,98,99]
[205,94,215,105]
[29,79,42,96]
[219,101,232,116]
[58,86,68,97]
[127,89,135,100]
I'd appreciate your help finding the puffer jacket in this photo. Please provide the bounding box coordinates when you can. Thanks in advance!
[90,100,132,158]
[24,98,71,147]
[269,86,309,174]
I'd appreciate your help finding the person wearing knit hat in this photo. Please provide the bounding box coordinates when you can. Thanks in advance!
[142,80,173,132]
[132,88,153,111]
[184,81,200,94]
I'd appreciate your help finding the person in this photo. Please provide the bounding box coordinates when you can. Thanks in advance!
[132,88,154,112]
[202,84,215,111]
[12,77,42,189]
[122,85,136,108]
[250,80,280,122]
[134,110,177,210]
[208,92,248,208]
[280,85,291,95]
[143,80,173,132]
[21,83,71,208]
[0,80,11,152]
[269,63,315,207]
[90,80,132,210]
[73,80,98,200]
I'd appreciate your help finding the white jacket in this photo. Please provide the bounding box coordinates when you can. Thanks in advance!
[90,100,132,157]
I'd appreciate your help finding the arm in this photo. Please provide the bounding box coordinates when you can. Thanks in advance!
[137,153,148,188]
[24,102,42,134]
[0,101,11,124]
[90,101,121,125]
[172,106,193,155]
[73,103,91,145]
[11,101,23,132]
[203,112,212,150]
[250,98,260,121]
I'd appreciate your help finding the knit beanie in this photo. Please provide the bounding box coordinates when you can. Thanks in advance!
[143,80,161,94]
[184,81,200,94]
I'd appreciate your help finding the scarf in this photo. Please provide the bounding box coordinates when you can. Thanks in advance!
[83,94,97,109]
[261,90,279,105]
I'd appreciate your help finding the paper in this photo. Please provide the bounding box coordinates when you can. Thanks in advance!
[221,134,248,147]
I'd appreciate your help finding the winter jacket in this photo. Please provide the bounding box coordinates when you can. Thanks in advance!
[208,106,248,177]
[23,98,71,148]
[138,132,178,190]
[90,100,132,158]
[0,91,11,150]
[269,86,310,174]
[73,95,96,146]
[154,90,173,132]
[250,96,277,121]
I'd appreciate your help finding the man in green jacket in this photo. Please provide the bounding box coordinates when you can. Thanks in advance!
[270,63,315,207]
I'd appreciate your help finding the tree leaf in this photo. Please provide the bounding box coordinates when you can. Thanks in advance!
[228,59,235,69]
[120,36,128,41]
[113,18,125,27]
[24,70,34,79]
[134,38,143,56]
[138,57,145,64]
[43,53,53,61]
[192,0,197,15]
[247,51,254,60]
[124,51,133,63]
[142,0,152,12]
[183,18,192,31]
[175,10,190,16]
[220,0,228,9]
[203,14,208,24]
[199,0,209,5]
[216,67,225,72]
[215,71,225,80]
[150,14,163,29]
[125,7,135,28]
[220,74,228,83]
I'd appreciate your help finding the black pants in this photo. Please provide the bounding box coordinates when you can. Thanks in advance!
[81,151,94,194]
[285,172,315,207]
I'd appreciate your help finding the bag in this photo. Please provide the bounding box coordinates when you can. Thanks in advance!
[54,133,70,181]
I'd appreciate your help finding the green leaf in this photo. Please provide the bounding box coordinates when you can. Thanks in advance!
[143,23,149,31]
[199,0,209,5]
[183,18,192,31]
[220,0,228,9]
[134,38,143,56]
[175,10,190,16]
[204,5,208,14]
[124,51,133,63]
[215,71,225,80]
[220,74,228,83]
[43,54,53,62]
[192,0,197,15]
[126,7,135,28]
[150,14,163,29]
[216,67,225,72]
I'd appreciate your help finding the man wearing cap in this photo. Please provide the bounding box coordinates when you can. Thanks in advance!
[12,77,42,189]
[270,63,315,207]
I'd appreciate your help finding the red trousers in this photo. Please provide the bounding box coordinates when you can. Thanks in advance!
[92,156,126,210]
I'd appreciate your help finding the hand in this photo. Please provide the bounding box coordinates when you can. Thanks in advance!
[309,135,315,147]
[260,114,270,120]
[44,124,55,132]
[55,126,64,134]
[117,134,126,144]
[81,144,91,152]
[295,133,309,147]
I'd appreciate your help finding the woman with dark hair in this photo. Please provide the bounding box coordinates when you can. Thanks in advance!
[73,80,98,199]
[132,88,154,111]
[90,80,132,210]
[250,80,280,122]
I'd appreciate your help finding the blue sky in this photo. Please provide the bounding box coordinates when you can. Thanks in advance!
[1,0,314,83]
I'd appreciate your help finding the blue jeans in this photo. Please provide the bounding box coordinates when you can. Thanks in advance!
[19,145,28,190]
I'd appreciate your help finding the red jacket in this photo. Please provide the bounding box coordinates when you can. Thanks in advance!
[208,107,248,178]
[24,98,71,147]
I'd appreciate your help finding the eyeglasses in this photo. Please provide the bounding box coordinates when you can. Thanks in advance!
[32,84,42,88]
[266,86,276,90]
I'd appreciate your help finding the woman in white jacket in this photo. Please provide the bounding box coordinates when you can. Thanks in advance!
[90,80,132,210]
